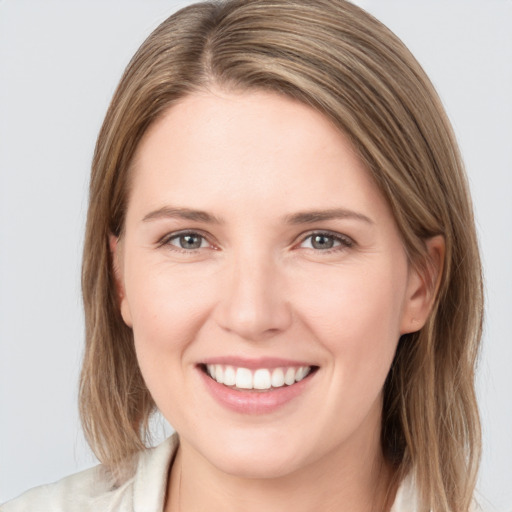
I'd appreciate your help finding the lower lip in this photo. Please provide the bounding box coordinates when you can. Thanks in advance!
[199,368,315,414]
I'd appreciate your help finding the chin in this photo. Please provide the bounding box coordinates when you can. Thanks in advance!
[215,451,305,480]
[197,430,311,480]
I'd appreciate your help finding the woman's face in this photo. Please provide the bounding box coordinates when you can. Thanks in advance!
[113,89,431,479]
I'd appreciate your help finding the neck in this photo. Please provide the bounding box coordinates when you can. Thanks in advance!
[165,429,397,512]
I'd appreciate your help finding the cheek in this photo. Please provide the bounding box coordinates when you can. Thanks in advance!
[293,260,407,374]
[125,265,221,431]
[125,261,219,378]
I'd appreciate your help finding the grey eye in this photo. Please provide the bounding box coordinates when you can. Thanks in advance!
[170,233,206,250]
[299,232,352,251]
[310,234,336,250]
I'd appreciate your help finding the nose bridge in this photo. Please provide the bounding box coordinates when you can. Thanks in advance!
[216,244,291,340]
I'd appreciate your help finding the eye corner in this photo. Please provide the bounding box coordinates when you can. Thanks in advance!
[157,229,218,253]
[296,230,355,252]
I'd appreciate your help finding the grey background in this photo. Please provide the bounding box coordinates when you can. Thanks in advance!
[1,1,511,510]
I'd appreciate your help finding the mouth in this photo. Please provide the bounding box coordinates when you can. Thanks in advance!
[199,363,319,392]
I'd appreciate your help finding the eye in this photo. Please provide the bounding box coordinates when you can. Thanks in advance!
[299,232,353,251]
[164,231,210,251]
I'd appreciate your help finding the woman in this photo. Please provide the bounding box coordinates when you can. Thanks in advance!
[2,0,483,511]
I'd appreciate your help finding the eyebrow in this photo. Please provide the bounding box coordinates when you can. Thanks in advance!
[142,206,373,226]
[142,207,223,224]
[284,208,374,225]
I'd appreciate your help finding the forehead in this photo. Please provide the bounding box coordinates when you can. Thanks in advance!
[126,89,389,222]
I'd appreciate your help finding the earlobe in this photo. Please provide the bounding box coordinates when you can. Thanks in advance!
[400,235,445,335]
[109,234,133,328]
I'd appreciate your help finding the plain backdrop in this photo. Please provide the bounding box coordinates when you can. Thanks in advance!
[1,1,511,510]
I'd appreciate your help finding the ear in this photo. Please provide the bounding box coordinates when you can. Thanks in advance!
[400,235,445,335]
[109,234,133,328]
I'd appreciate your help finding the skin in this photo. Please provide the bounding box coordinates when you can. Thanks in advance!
[111,88,443,512]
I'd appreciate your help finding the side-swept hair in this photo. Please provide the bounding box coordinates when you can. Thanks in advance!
[80,1,483,510]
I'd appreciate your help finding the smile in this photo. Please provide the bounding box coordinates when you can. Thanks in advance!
[198,360,319,414]
[205,364,313,390]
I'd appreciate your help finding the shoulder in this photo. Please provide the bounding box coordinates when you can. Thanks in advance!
[390,473,486,512]
[390,472,421,512]
[0,464,127,512]
[1,435,179,512]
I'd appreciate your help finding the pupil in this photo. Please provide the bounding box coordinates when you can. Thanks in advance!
[181,234,201,249]
[312,234,334,250]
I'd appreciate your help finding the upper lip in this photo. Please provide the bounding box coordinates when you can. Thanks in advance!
[199,356,317,370]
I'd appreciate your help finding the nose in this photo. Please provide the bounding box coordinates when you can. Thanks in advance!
[214,249,293,341]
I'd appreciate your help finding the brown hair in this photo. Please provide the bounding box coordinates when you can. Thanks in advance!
[80,1,483,510]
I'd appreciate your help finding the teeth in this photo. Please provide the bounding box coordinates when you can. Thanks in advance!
[223,365,236,386]
[253,369,271,390]
[295,366,308,382]
[205,364,312,390]
[236,368,253,389]
[215,364,224,384]
[284,367,296,385]
[271,368,285,388]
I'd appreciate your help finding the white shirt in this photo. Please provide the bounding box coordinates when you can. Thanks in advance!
[1,435,428,512]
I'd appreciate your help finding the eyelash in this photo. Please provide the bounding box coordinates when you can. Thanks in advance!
[298,231,354,253]
[158,230,354,254]
[158,230,215,253]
